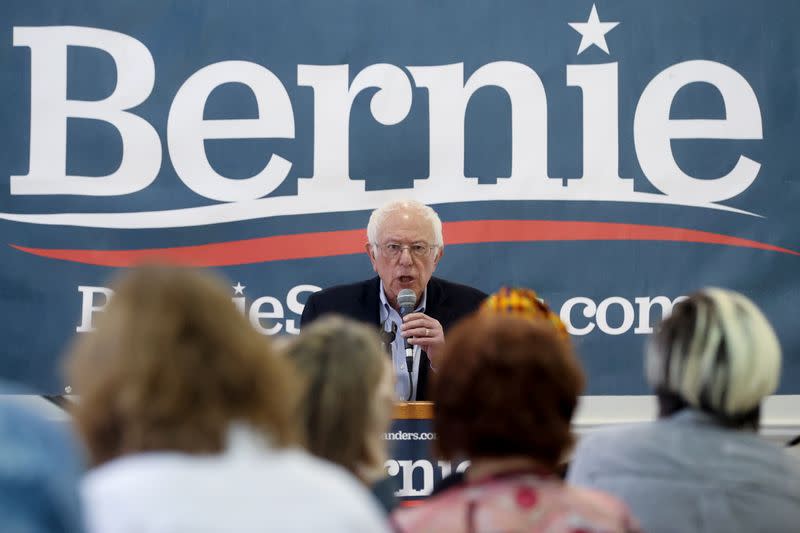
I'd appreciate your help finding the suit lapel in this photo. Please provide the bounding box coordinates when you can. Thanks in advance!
[417,278,446,402]
[425,277,451,328]
[356,277,382,327]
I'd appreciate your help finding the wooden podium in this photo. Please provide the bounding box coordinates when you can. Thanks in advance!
[392,401,434,420]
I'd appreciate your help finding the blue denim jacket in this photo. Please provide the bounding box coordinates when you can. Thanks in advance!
[0,387,86,533]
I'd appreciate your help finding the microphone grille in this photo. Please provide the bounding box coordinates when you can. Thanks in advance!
[397,289,417,308]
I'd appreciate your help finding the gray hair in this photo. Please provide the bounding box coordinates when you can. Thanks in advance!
[645,287,781,419]
[367,200,444,248]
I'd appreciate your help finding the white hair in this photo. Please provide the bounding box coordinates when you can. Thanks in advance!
[366,200,443,247]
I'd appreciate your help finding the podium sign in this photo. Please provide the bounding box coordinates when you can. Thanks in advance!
[386,402,468,500]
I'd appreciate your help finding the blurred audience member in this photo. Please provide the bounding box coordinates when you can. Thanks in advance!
[66,266,388,533]
[285,315,397,512]
[568,288,800,533]
[481,286,569,337]
[392,287,640,532]
[0,382,86,533]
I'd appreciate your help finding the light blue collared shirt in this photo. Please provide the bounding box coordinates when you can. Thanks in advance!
[379,282,426,401]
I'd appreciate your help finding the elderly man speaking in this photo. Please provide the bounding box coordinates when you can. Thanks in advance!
[300,200,486,401]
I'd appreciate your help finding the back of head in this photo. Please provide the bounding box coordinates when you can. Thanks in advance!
[646,287,781,426]
[432,310,584,469]
[285,316,390,478]
[66,266,298,466]
[481,287,568,337]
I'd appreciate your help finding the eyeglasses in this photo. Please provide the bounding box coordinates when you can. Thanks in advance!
[376,242,437,258]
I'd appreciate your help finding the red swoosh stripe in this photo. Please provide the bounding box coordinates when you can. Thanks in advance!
[10,220,800,267]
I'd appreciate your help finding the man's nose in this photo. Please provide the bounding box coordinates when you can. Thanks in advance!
[398,247,414,265]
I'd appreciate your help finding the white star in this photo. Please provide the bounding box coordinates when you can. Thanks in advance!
[569,4,619,55]
[232,282,246,295]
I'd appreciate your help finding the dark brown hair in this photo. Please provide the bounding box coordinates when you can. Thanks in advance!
[66,266,298,466]
[432,313,585,468]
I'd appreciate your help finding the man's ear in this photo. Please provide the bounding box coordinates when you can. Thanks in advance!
[433,245,444,268]
[365,242,378,272]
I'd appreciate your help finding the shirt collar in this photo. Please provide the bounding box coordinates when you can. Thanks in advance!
[668,408,729,428]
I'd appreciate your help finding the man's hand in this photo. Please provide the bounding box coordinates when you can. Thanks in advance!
[401,312,445,367]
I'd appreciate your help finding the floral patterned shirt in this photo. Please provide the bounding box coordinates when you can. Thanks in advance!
[392,471,641,533]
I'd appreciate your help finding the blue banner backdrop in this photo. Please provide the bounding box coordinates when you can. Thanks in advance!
[0,1,798,394]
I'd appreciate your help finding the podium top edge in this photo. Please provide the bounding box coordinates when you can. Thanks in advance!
[393,401,434,419]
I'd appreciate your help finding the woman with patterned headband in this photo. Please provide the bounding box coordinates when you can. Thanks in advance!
[392,287,640,533]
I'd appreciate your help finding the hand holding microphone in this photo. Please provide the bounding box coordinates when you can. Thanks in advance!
[399,289,445,368]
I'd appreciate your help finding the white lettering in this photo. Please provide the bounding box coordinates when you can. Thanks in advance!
[248,295,285,335]
[561,294,687,336]
[168,61,294,201]
[595,296,635,335]
[560,296,597,335]
[436,459,471,478]
[12,26,161,196]
[6,30,767,228]
[633,295,684,333]
[232,295,246,314]
[408,62,553,191]
[567,62,632,194]
[285,284,321,334]
[296,64,412,195]
[386,459,434,497]
[634,60,763,203]
[385,459,470,497]
[76,285,114,332]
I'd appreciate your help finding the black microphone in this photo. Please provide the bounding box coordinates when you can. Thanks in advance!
[397,289,417,400]
[398,288,417,320]
[379,320,396,356]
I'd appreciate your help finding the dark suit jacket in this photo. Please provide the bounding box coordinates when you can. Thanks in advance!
[300,276,487,400]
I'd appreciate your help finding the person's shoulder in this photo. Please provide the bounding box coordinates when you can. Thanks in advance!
[82,452,183,496]
[278,448,367,493]
[301,278,379,328]
[0,395,84,471]
[563,484,642,531]
[81,452,182,524]
[275,449,390,527]
[566,482,632,510]
[307,278,376,304]
[431,277,487,302]
[85,448,390,531]
[0,399,65,442]
[580,420,662,449]
[277,447,350,478]
[392,483,467,531]
[709,425,800,480]
[570,422,660,471]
